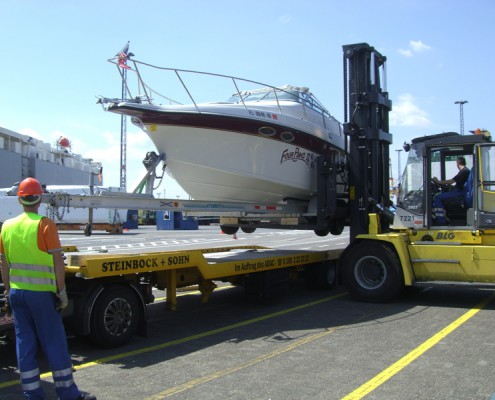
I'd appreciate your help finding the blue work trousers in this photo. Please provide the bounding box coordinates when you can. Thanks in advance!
[9,289,81,400]
[433,189,464,224]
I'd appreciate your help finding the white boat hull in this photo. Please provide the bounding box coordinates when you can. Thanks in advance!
[142,118,345,203]
[153,126,320,202]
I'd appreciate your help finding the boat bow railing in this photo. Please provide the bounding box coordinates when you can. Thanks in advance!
[107,56,333,127]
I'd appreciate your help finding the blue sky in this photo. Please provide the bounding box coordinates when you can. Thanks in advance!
[1,0,493,197]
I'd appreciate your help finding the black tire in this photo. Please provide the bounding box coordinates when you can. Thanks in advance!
[314,229,329,237]
[241,227,256,234]
[329,218,345,236]
[221,225,239,235]
[342,240,404,302]
[89,286,140,347]
[84,224,92,237]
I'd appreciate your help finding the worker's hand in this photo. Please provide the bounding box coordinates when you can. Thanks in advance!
[56,286,68,310]
[4,291,12,316]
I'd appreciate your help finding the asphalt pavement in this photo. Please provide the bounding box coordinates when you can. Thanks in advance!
[1,226,495,400]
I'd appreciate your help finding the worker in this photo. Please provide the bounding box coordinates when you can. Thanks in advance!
[432,156,470,225]
[0,178,96,400]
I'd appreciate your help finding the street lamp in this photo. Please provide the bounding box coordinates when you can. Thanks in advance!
[455,100,468,135]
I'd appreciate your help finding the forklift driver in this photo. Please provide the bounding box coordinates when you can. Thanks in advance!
[432,156,470,225]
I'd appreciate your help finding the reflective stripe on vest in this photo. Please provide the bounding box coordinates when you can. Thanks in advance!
[1,212,57,293]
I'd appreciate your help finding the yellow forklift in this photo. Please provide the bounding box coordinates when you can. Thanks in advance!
[340,43,495,301]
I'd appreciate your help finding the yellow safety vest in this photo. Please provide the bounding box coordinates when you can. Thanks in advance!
[2,212,57,293]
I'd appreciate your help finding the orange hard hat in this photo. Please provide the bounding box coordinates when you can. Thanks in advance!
[17,177,43,197]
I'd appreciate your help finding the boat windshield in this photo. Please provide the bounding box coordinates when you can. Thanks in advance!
[228,87,330,117]
[397,146,424,215]
[228,89,299,103]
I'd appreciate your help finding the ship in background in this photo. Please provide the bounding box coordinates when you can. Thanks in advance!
[0,126,134,230]
[0,126,102,188]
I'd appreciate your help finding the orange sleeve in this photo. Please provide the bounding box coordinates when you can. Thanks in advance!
[0,235,4,256]
[38,217,62,253]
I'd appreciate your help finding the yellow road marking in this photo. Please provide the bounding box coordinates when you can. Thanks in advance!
[0,292,346,390]
[342,292,495,400]
[144,327,338,399]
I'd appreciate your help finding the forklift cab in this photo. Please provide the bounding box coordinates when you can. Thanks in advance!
[394,132,494,230]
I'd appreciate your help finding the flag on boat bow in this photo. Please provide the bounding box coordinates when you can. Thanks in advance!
[116,41,132,70]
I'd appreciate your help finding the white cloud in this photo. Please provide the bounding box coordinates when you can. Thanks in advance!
[78,129,153,190]
[398,49,413,57]
[390,93,432,127]
[398,40,432,57]
[410,40,432,53]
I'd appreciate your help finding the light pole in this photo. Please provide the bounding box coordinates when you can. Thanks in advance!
[455,100,468,135]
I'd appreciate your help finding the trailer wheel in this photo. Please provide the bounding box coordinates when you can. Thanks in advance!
[221,225,239,235]
[342,241,404,302]
[307,261,337,290]
[89,286,140,347]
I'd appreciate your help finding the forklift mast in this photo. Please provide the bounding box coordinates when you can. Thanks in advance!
[343,43,393,241]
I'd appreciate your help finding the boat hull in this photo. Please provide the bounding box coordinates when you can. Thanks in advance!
[143,120,344,203]
[108,102,346,203]
[155,126,321,202]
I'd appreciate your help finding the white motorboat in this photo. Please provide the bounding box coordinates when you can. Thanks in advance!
[100,59,346,204]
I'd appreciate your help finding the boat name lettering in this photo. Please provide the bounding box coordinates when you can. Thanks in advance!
[280,148,315,166]
[248,110,278,120]
[101,258,160,272]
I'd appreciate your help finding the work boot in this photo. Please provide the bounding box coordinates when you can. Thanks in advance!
[77,392,97,400]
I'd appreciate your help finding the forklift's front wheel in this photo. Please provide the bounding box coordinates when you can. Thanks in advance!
[342,240,404,302]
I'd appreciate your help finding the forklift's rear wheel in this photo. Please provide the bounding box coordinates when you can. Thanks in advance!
[342,241,404,302]
[241,227,256,234]
[89,286,140,347]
